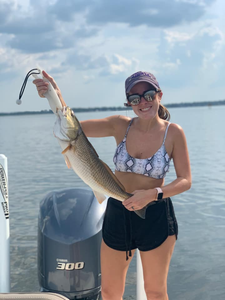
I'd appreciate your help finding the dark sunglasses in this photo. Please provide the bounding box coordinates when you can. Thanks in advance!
[125,89,161,106]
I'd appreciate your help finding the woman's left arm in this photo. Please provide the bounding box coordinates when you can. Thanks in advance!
[157,124,192,198]
[123,124,192,210]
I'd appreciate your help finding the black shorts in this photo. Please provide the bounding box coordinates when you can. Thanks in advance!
[102,197,178,257]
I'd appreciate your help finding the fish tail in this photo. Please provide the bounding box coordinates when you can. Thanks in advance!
[134,207,147,219]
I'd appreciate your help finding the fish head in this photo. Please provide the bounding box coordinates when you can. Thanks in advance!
[54,106,81,141]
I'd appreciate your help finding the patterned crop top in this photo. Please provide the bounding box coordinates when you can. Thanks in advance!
[113,119,171,179]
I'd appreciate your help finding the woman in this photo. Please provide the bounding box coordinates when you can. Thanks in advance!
[33,70,191,300]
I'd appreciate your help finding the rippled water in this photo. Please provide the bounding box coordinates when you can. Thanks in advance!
[0,106,225,300]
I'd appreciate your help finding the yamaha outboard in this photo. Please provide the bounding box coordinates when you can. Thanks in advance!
[38,188,107,299]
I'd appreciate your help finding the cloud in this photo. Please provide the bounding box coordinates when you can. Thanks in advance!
[0,1,92,53]
[47,0,90,22]
[108,54,139,75]
[0,1,13,26]
[7,33,74,53]
[40,0,216,30]
[0,62,14,81]
[1,20,55,36]
[164,31,193,45]
[162,59,181,71]
[0,0,217,55]
[158,24,225,88]
[86,0,216,28]
[0,0,55,35]
[0,47,19,81]
[63,52,109,70]
[62,51,139,79]
[0,0,58,53]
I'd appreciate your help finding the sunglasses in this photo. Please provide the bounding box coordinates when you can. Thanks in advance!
[125,89,160,106]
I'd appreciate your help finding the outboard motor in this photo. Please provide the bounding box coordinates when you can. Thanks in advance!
[38,188,107,300]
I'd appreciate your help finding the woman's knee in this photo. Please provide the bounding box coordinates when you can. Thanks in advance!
[101,284,124,300]
[145,287,168,300]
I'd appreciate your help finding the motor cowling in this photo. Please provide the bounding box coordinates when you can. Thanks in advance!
[38,188,107,300]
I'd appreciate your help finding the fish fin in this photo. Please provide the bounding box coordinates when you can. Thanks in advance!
[63,154,72,169]
[93,190,106,204]
[134,207,147,219]
[61,145,71,154]
[100,160,126,191]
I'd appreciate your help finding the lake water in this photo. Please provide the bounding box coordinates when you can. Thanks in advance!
[0,106,225,300]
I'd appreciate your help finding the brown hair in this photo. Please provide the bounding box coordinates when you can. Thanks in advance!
[158,104,170,121]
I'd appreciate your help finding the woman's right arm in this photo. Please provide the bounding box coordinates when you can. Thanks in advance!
[33,71,126,138]
[81,115,123,138]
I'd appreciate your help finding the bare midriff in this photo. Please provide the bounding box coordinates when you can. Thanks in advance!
[115,170,164,194]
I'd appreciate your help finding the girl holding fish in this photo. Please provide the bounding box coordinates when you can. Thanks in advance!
[33,70,191,300]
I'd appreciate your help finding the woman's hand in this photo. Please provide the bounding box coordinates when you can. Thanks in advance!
[33,70,66,106]
[122,189,157,211]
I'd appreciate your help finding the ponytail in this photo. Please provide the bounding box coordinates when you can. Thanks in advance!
[158,104,170,121]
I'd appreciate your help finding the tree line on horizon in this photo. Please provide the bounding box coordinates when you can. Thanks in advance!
[1,99,225,116]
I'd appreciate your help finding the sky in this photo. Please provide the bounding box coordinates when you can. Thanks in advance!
[0,0,225,113]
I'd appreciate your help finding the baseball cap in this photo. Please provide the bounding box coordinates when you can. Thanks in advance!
[125,71,160,94]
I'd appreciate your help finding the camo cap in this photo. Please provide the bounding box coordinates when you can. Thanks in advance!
[125,71,160,94]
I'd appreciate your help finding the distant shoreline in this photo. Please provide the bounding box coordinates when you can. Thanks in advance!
[1,100,225,116]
